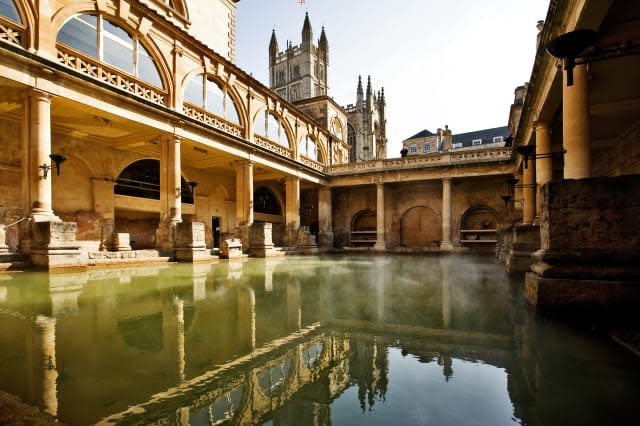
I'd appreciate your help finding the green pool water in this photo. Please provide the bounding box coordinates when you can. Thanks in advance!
[0,255,638,425]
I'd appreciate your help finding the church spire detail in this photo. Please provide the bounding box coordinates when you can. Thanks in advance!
[269,29,279,65]
[302,12,312,49]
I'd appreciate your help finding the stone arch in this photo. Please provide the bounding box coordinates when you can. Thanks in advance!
[330,116,345,141]
[52,6,172,95]
[400,206,440,248]
[253,185,283,216]
[114,159,193,204]
[351,209,376,232]
[460,205,499,230]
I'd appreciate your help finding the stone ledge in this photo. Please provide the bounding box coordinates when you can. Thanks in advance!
[525,272,640,309]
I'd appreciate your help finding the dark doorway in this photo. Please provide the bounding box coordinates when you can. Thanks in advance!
[212,217,221,249]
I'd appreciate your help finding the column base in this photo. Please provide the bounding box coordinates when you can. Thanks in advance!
[440,241,454,252]
[505,224,540,273]
[525,272,640,309]
[29,221,86,271]
[373,241,387,251]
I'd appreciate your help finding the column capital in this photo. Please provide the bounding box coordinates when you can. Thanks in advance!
[233,159,254,168]
[532,120,551,131]
[24,88,55,103]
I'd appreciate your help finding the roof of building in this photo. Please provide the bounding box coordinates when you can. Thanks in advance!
[405,129,435,140]
[452,126,510,146]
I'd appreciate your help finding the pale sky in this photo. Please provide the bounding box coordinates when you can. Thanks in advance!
[235,0,550,157]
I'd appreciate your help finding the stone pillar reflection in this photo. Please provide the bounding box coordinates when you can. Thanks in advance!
[534,121,553,217]
[287,278,301,331]
[522,157,536,225]
[164,297,186,383]
[374,182,386,251]
[33,316,58,417]
[375,258,385,322]
[234,160,254,226]
[441,262,451,329]
[285,176,300,247]
[237,287,256,350]
[317,186,333,249]
[441,178,453,251]
[563,64,591,179]
[27,90,58,222]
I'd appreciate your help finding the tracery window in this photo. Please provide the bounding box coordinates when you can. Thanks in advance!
[184,74,240,124]
[57,14,163,88]
[300,135,318,161]
[0,0,21,23]
[255,111,290,148]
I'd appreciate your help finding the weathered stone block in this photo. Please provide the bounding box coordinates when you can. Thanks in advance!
[527,175,640,309]
[174,222,209,262]
[220,238,243,259]
[505,224,540,273]
[115,233,132,251]
[250,223,283,257]
[297,226,319,254]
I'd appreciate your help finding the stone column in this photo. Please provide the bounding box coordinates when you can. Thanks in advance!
[374,182,386,251]
[563,64,591,179]
[93,179,116,251]
[522,157,536,225]
[317,186,333,249]
[441,178,453,251]
[534,121,553,217]
[157,136,182,252]
[27,90,58,222]
[285,176,300,247]
[234,160,254,226]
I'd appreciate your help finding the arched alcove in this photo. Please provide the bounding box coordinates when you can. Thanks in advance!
[460,205,499,250]
[400,206,440,248]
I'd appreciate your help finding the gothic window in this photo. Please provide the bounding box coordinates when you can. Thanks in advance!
[291,84,299,101]
[300,135,318,161]
[347,124,356,147]
[0,0,21,23]
[57,14,163,88]
[255,111,291,148]
[254,186,282,215]
[184,74,240,124]
[293,65,300,79]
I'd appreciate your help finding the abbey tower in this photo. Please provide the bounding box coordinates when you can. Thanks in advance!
[268,14,387,162]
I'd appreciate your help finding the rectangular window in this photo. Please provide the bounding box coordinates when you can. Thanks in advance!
[493,136,504,142]
[423,143,431,153]
[452,142,463,149]
[410,144,417,153]
[472,139,482,146]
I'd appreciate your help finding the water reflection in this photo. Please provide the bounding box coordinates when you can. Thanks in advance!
[0,256,638,425]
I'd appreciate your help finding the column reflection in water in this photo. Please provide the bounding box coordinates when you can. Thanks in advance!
[237,287,256,351]
[31,316,58,417]
[287,278,301,331]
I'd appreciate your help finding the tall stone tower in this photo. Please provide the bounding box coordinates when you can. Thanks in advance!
[346,76,387,162]
[269,13,328,102]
